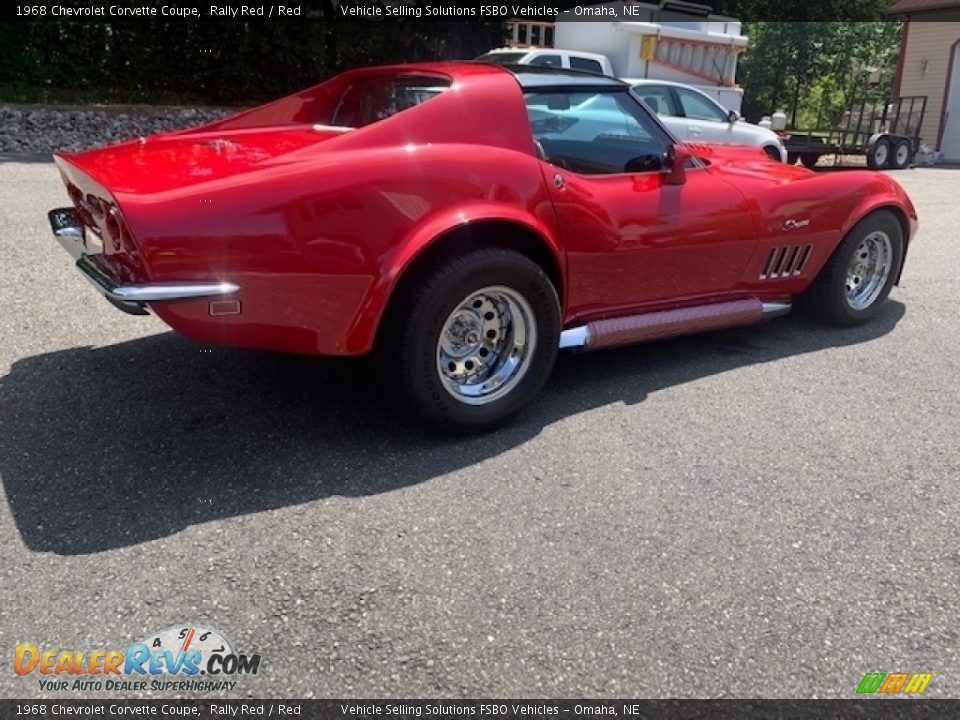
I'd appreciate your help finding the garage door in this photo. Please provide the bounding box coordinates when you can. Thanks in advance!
[943,43,960,161]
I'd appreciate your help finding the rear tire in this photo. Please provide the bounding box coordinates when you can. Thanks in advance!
[378,248,560,433]
[800,154,821,169]
[787,152,800,166]
[798,210,903,326]
[867,138,891,170]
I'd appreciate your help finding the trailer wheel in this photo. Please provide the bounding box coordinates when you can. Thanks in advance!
[867,138,890,169]
[800,154,821,169]
[890,139,911,170]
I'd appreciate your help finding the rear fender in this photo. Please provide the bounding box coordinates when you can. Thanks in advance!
[343,202,565,354]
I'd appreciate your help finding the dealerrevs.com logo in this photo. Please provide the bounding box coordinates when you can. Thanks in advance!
[14,624,261,693]
[856,672,933,695]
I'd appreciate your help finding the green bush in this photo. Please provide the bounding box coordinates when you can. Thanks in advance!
[0,18,506,106]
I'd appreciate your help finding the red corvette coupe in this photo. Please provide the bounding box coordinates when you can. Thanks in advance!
[48,63,917,431]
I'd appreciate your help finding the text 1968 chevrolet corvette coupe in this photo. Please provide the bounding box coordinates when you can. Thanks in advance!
[48,63,917,431]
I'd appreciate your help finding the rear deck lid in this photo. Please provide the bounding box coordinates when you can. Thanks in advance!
[54,124,352,196]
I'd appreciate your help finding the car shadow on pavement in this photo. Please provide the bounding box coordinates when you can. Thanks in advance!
[0,301,904,555]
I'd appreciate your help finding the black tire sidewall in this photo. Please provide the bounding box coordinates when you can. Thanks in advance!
[401,251,560,431]
[822,212,904,325]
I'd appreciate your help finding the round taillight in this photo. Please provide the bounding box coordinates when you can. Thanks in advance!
[86,195,102,218]
[111,209,136,252]
[105,211,121,250]
[121,221,135,252]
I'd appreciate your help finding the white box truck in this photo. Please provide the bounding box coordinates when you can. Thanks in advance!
[480,1,748,113]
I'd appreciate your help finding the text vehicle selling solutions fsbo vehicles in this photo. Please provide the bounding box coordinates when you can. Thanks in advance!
[47,63,918,431]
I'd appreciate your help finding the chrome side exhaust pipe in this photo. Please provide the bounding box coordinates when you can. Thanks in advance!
[558,299,791,350]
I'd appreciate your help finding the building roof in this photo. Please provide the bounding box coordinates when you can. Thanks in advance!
[887,0,960,14]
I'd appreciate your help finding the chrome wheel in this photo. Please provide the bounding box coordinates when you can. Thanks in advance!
[437,285,537,406]
[845,231,893,310]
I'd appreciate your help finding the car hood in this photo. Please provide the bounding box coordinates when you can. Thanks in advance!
[687,142,811,181]
[735,121,783,145]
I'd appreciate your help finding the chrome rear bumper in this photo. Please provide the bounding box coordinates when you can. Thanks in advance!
[48,207,238,315]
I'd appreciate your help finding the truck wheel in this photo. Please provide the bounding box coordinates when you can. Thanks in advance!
[866,138,890,169]
[890,139,911,170]
[798,210,903,326]
[380,248,560,433]
[763,145,783,161]
[800,154,821,169]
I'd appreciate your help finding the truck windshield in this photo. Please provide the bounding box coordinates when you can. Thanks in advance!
[476,52,528,65]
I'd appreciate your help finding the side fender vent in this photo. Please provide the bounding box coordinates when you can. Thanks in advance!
[760,245,812,279]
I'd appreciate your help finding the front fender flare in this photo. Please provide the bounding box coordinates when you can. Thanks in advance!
[841,187,916,285]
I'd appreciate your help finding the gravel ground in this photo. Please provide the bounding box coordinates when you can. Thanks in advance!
[0,163,958,699]
[0,105,234,154]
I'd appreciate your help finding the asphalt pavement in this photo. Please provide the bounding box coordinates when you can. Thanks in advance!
[1,161,958,699]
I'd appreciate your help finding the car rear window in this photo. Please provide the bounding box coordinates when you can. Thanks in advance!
[330,75,451,128]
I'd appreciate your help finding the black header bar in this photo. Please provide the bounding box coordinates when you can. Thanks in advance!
[0,0,917,23]
[1,700,959,719]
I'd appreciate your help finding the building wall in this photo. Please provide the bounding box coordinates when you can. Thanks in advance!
[896,17,960,150]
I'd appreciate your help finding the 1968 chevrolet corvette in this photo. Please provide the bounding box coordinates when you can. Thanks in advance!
[48,63,918,431]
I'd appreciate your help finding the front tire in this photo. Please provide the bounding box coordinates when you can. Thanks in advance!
[380,248,560,432]
[798,210,903,326]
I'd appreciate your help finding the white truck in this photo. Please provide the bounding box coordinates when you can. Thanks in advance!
[479,1,747,113]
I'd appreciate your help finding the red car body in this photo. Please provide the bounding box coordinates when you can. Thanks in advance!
[50,62,917,359]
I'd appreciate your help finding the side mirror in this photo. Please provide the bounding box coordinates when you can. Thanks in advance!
[624,154,663,173]
[663,143,691,185]
[727,109,739,123]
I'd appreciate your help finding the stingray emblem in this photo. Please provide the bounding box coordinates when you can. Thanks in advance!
[783,219,810,231]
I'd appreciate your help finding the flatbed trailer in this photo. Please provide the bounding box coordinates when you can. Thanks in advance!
[781,95,927,170]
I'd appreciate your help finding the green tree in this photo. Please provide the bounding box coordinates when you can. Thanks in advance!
[738,22,901,127]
